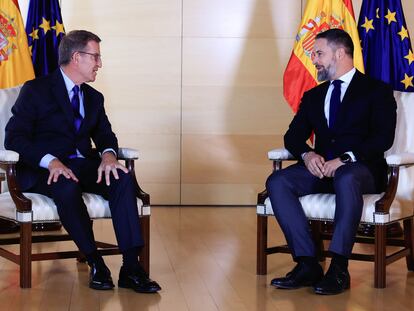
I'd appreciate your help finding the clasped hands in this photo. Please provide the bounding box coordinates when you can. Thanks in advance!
[47,152,129,185]
[303,151,344,178]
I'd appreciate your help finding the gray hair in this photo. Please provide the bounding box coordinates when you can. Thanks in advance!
[58,30,101,66]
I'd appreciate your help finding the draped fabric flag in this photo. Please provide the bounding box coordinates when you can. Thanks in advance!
[358,0,414,155]
[283,0,364,112]
[0,0,35,89]
[26,0,65,77]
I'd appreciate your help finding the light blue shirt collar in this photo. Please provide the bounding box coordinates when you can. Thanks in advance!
[60,67,80,96]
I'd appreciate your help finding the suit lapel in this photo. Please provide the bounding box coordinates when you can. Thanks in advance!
[340,70,362,107]
[334,70,363,129]
[51,70,76,130]
[316,82,330,130]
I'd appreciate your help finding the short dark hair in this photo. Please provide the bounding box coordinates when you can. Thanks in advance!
[315,28,354,58]
[58,30,101,66]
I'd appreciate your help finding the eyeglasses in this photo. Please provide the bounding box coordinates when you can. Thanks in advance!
[77,51,102,62]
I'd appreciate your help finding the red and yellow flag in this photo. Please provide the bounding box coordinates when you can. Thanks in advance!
[0,0,35,89]
[283,0,364,112]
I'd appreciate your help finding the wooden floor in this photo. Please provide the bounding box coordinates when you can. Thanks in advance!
[1,207,414,310]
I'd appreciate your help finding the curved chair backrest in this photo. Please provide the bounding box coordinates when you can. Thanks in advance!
[0,86,22,191]
[385,93,414,203]
[0,86,21,149]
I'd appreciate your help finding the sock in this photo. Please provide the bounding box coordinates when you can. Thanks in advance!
[331,252,349,270]
[122,247,141,271]
[296,256,319,267]
[85,250,105,268]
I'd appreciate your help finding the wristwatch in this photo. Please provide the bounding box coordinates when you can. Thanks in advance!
[339,153,352,163]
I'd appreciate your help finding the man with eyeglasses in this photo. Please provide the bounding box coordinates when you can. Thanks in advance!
[5,30,161,293]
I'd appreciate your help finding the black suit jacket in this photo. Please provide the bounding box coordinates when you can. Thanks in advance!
[284,70,397,190]
[5,69,118,190]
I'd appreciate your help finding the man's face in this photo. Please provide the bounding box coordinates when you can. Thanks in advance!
[75,40,102,83]
[312,38,337,81]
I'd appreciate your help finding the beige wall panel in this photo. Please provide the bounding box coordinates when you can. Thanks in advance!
[121,133,181,204]
[181,184,266,205]
[183,38,292,87]
[105,86,181,135]
[95,37,182,88]
[182,86,292,135]
[182,35,294,204]
[181,134,283,204]
[144,184,181,205]
[61,0,182,37]
[402,0,414,35]
[183,0,302,38]
[182,134,282,183]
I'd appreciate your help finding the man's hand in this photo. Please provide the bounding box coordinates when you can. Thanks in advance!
[47,158,79,185]
[322,158,344,178]
[97,152,129,186]
[303,151,325,179]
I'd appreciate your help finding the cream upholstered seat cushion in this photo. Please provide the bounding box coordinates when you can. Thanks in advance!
[0,192,149,223]
[257,193,413,224]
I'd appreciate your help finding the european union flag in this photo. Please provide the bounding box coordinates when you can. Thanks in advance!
[25,0,65,77]
[357,0,414,92]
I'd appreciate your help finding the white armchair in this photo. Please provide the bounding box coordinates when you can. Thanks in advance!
[0,87,151,288]
[257,95,414,289]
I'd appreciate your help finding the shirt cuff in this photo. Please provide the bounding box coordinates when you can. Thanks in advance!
[101,148,117,157]
[39,154,56,169]
[345,151,357,162]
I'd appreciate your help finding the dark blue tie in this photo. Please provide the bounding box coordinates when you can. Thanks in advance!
[329,80,343,129]
[71,85,83,131]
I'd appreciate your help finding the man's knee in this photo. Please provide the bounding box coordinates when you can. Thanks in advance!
[50,178,82,202]
[334,166,362,191]
[266,170,291,193]
[110,170,134,188]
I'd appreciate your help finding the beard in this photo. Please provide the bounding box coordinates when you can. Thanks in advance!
[316,60,337,82]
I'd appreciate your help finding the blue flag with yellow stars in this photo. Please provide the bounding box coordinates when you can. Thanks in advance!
[25,0,66,77]
[358,0,414,92]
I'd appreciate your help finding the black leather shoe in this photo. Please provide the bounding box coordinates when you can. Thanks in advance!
[271,261,323,289]
[118,264,161,293]
[89,263,115,290]
[313,263,350,295]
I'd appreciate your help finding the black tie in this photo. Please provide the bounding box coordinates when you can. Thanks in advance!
[329,80,343,129]
[71,85,83,131]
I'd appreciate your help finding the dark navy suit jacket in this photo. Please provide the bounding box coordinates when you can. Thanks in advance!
[5,69,118,190]
[284,70,397,190]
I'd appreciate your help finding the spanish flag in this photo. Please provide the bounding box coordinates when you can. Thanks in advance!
[283,0,364,112]
[0,0,35,89]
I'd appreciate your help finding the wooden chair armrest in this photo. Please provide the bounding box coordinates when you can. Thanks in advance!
[118,147,139,160]
[386,152,414,166]
[118,149,150,206]
[268,148,295,161]
[0,162,32,213]
[0,150,19,163]
[375,166,399,214]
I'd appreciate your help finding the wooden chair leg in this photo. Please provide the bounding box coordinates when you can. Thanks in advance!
[257,215,268,275]
[139,215,150,275]
[374,224,387,288]
[20,222,32,288]
[403,218,414,271]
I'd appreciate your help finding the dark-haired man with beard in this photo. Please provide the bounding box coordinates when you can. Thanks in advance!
[266,29,396,295]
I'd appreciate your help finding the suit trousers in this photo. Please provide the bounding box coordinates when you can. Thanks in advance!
[27,158,144,255]
[266,162,376,258]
